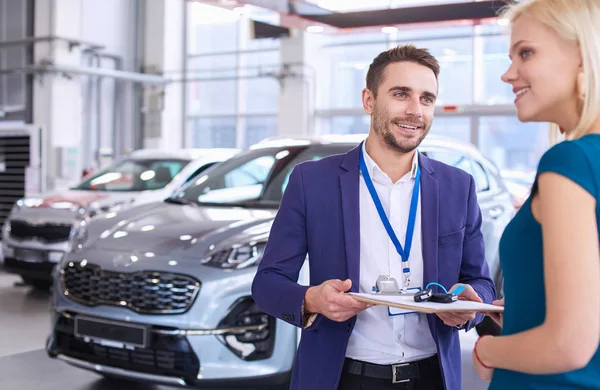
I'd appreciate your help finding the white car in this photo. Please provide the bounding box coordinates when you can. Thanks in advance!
[0,148,239,288]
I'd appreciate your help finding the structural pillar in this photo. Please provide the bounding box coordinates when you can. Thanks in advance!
[33,0,84,190]
[142,0,185,151]
[277,31,320,138]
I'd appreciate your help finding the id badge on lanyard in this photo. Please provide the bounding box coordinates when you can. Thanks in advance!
[359,147,421,290]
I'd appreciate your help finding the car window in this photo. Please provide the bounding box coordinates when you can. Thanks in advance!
[280,155,329,195]
[428,152,474,176]
[471,160,491,192]
[75,159,188,192]
[428,151,492,194]
[225,156,274,188]
[183,162,218,184]
[192,155,277,205]
[175,144,354,208]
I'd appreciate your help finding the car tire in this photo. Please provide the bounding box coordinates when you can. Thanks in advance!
[22,278,52,290]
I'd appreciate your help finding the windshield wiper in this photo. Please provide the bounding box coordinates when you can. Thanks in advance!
[230,200,279,209]
[164,197,199,207]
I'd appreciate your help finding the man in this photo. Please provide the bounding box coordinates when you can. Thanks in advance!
[251,44,495,390]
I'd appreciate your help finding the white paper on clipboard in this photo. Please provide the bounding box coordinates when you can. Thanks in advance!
[350,292,504,314]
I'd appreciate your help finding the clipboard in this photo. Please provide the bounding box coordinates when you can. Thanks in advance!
[350,292,504,314]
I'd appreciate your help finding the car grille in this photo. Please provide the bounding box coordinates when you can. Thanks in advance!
[51,315,200,380]
[9,219,72,243]
[62,262,201,314]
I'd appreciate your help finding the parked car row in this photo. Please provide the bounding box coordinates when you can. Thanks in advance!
[2,135,514,388]
[0,148,239,289]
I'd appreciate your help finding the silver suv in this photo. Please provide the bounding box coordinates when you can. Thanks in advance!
[46,135,513,388]
[1,148,238,289]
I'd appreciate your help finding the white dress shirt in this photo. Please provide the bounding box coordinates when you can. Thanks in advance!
[345,142,438,364]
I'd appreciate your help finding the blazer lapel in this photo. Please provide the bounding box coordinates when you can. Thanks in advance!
[419,154,440,338]
[419,154,439,291]
[340,144,361,292]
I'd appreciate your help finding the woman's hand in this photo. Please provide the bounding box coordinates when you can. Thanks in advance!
[488,298,504,327]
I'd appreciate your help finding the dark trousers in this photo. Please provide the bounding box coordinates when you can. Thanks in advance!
[337,355,445,390]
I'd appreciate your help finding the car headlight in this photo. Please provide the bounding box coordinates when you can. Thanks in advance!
[201,241,266,270]
[2,219,10,239]
[69,219,89,251]
[217,297,275,361]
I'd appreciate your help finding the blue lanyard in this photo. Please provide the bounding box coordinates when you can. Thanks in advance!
[359,147,421,276]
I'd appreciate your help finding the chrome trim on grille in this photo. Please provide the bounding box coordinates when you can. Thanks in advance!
[60,262,201,314]
[56,354,187,386]
[153,323,268,336]
[55,309,267,336]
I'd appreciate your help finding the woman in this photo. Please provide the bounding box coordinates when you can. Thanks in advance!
[472,0,600,388]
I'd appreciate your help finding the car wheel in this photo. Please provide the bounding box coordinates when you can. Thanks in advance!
[22,278,52,290]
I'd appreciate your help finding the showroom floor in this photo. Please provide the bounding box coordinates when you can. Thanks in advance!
[0,270,488,390]
[0,271,178,390]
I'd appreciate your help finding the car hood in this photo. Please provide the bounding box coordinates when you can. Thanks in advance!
[86,202,277,259]
[7,187,176,225]
[9,190,140,224]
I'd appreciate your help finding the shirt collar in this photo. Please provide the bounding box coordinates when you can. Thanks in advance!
[361,141,419,181]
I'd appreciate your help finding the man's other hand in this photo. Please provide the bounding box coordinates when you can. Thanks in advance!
[304,279,371,322]
[488,298,504,327]
[436,283,482,328]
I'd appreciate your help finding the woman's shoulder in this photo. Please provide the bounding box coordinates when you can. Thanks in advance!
[539,134,600,168]
[535,135,599,196]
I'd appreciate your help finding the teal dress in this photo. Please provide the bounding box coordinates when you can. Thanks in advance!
[490,134,600,389]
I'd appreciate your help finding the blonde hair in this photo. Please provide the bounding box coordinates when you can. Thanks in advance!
[501,0,600,141]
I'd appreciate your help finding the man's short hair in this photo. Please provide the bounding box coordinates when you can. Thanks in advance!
[366,44,440,97]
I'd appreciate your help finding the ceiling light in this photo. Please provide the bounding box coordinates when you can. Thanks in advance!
[381,26,398,34]
[306,25,324,33]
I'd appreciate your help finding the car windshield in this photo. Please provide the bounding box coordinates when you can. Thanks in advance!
[172,144,355,208]
[75,159,189,192]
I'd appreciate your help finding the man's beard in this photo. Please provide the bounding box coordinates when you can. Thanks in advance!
[372,105,430,153]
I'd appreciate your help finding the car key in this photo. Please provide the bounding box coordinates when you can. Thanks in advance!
[429,293,458,303]
[414,288,433,302]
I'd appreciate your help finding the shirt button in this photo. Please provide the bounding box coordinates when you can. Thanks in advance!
[347,323,352,333]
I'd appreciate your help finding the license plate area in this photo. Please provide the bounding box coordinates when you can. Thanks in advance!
[14,248,46,263]
[74,316,148,349]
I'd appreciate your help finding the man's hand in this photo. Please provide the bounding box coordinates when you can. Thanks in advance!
[304,279,371,322]
[487,298,504,327]
[436,283,482,328]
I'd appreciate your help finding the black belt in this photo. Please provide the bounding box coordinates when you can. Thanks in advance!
[342,355,438,384]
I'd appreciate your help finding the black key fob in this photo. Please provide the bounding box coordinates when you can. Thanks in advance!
[414,288,433,302]
[429,293,458,303]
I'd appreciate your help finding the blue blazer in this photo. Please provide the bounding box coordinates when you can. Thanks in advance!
[252,143,495,390]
